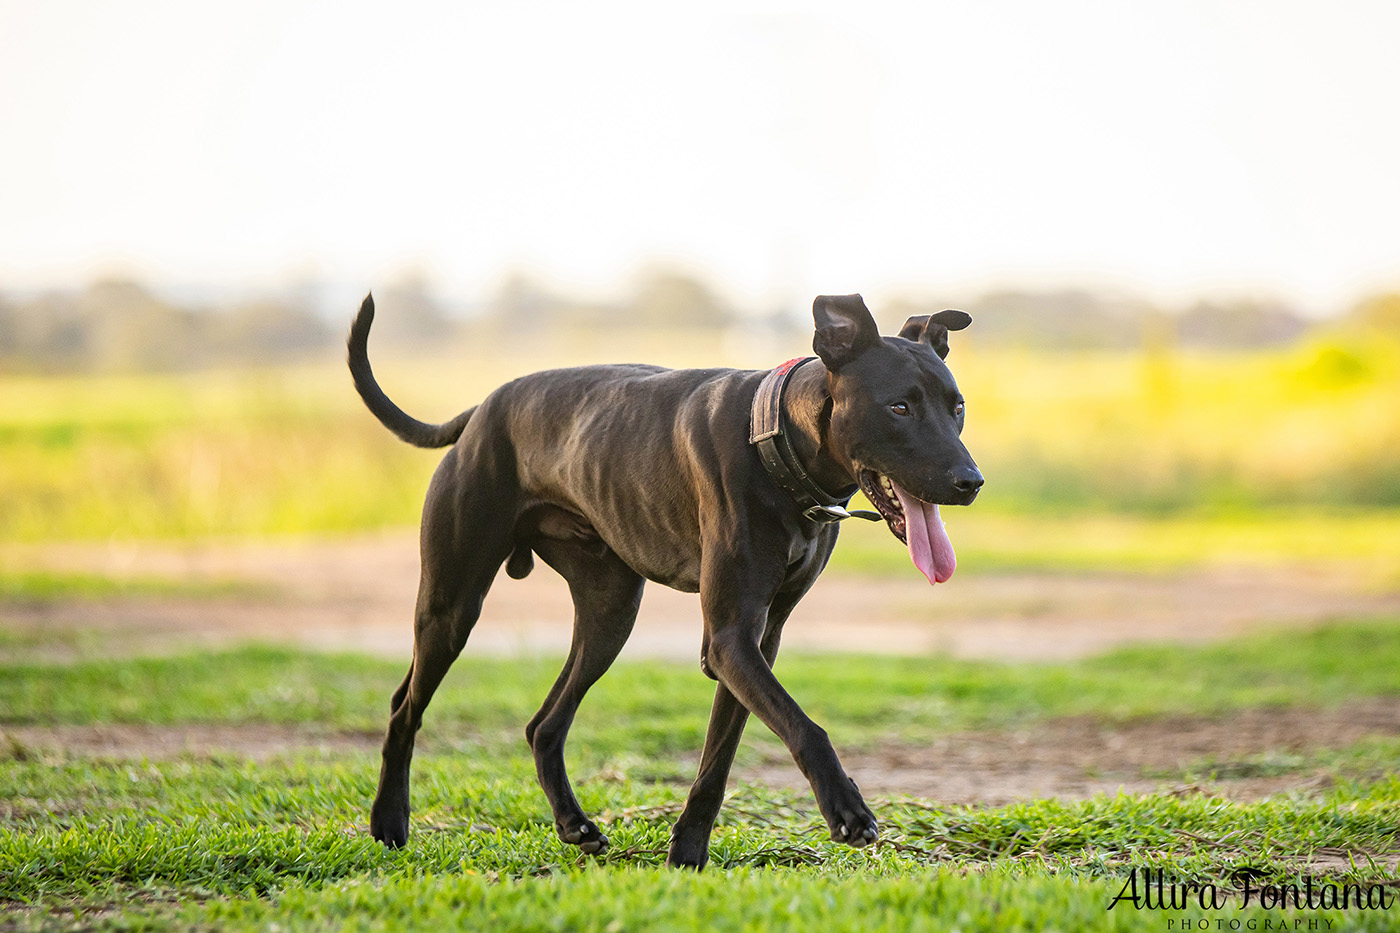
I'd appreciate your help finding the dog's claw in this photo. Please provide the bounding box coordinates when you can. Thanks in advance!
[831,817,877,847]
[558,818,609,855]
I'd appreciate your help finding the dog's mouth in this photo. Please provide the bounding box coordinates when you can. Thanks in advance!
[857,469,957,586]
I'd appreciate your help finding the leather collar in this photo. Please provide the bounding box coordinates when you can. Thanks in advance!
[749,357,880,524]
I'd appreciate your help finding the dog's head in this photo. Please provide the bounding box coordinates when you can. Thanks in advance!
[812,293,983,584]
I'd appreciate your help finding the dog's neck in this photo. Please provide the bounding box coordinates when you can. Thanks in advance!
[781,361,858,498]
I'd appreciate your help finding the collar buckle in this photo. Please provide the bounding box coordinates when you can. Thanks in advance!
[802,504,852,523]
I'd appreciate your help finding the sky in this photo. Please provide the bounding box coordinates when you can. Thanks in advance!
[2,0,1398,316]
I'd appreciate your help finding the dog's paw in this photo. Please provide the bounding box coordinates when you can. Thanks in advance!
[831,814,878,848]
[556,817,609,855]
[823,778,878,848]
[666,846,708,870]
[666,823,711,870]
[370,804,410,849]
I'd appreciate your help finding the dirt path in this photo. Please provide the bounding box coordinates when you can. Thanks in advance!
[6,699,1397,805]
[5,537,1398,805]
[747,700,1400,804]
[4,533,1399,662]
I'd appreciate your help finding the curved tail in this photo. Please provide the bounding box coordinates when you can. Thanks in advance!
[347,293,475,448]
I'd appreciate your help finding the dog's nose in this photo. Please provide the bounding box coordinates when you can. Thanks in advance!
[951,466,984,494]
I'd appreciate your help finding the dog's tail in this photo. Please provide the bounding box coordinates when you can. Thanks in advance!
[347,293,475,448]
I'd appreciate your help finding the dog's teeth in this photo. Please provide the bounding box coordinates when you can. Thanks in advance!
[878,475,902,515]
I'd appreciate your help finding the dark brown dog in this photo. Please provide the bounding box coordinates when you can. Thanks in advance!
[348,293,981,869]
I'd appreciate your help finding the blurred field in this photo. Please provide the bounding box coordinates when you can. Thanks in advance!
[5,330,1400,930]
[2,330,1398,577]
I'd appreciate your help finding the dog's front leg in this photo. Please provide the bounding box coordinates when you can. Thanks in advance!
[669,585,805,869]
[694,553,878,853]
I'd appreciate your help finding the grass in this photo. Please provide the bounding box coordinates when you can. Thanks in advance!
[2,621,1399,929]
[1162,735,1400,784]
[2,334,1398,545]
[0,570,263,604]
[3,331,1400,927]
[828,504,1400,580]
[4,334,1400,596]
[3,504,1398,610]
[4,620,1400,746]
[3,764,1397,930]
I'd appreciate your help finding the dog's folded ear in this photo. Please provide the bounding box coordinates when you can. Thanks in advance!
[813,294,882,369]
[898,309,972,359]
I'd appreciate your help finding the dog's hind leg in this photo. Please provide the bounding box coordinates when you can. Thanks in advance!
[525,537,644,855]
[666,585,802,870]
[388,665,412,713]
[370,451,515,849]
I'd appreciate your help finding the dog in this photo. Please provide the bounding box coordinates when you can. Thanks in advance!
[348,292,982,869]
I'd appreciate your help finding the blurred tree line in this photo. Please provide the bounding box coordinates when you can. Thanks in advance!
[889,289,1314,350]
[0,278,330,372]
[0,266,1396,373]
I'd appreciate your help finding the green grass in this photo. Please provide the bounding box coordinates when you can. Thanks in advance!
[3,504,1398,611]
[3,761,1396,930]
[827,504,1400,579]
[1161,734,1400,784]
[0,570,264,604]
[5,336,1400,592]
[4,620,1400,749]
[3,335,1399,548]
[2,621,1400,928]
[3,747,1398,927]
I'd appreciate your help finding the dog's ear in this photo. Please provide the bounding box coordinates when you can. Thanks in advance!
[898,309,972,359]
[812,294,882,369]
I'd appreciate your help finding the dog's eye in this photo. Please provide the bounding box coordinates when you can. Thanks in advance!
[954,400,965,417]
[889,402,910,416]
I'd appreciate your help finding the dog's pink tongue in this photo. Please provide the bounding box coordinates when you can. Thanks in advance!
[891,482,956,585]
